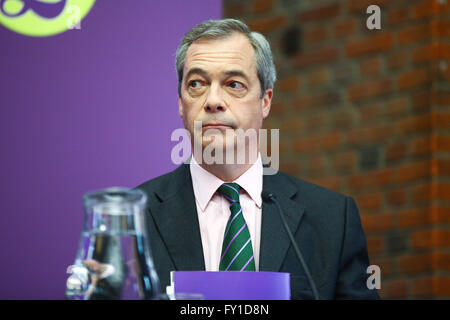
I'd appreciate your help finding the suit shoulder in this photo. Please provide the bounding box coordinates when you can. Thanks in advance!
[135,164,188,196]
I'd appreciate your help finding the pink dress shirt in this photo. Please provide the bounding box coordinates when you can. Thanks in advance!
[189,155,263,271]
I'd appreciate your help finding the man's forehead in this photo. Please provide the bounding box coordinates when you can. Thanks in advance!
[187,33,254,60]
[184,33,256,73]
[190,32,252,48]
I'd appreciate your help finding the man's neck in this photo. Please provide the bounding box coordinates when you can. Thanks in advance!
[198,162,253,182]
[192,150,260,182]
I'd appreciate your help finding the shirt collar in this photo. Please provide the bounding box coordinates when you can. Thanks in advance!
[189,154,263,212]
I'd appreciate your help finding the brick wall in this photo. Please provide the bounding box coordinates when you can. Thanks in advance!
[224,0,450,299]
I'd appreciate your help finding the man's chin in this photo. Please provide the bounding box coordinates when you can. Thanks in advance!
[200,139,235,152]
[193,140,259,166]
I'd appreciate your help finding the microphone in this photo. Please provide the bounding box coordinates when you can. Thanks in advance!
[261,191,320,300]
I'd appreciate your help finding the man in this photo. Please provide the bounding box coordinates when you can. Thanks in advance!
[137,19,379,299]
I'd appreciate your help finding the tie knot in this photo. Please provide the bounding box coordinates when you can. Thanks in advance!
[217,183,241,203]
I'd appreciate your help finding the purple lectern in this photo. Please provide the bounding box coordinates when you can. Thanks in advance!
[171,271,290,300]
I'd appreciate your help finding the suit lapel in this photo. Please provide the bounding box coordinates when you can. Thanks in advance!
[259,173,306,272]
[149,165,205,271]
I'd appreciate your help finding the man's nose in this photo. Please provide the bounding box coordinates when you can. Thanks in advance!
[204,84,226,113]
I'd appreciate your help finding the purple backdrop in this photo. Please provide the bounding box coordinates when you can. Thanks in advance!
[0,1,221,299]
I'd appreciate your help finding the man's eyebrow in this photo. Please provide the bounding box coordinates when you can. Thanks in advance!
[223,70,250,83]
[184,68,250,83]
[184,68,209,81]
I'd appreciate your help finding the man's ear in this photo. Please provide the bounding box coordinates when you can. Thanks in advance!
[261,88,273,119]
[178,96,184,118]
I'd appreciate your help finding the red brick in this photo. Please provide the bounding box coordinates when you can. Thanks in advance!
[291,47,338,68]
[307,68,330,87]
[397,23,430,45]
[431,159,450,177]
[411,230,433,249]
[437,184,450,200]
[412,230,450,249]
[385,96,409,117]
[431,20,450,37]
[225,3,248,16]
[346,33,393,57]
[332,151,356,172]
[252,0,275,13]
[431,135,450,152]
[280,160,300,176]
[268,100,285,116]
[387,189,407,206]
[348,0,392,13]
[395,114,431,135]
[434,278,450,296]
[411,0,443,20]
[431,112,450,130]
[412,43,440,64]
[437,43,450,59]
[431,207,450,224]
[388,7,409,26]
[411,136,431,156]
[414,277,450,297]
[433,252,450,270]
[387,51,409,69]
[293,91,339,110]
[360,57,382,76]
[263,118,277,130]
[306,114,326,131]
[398,253,433,274]
[304,26,327,44]
[398,68,431,90]
[307,154,327,172]
[357,211,393,233]
[398,208,430,228]
[367,235,384,255]
[356,193,383,211]
[247,15,287,33]
[278,140,289,154]
[413,277,433,296]
[395,160,430,183]
[359,101,383,123]
[433,89,450,106]
[384,279,408,299]
[297,3,340,22]
[347,124,393,145]
[412,183,437,203]
[334,19,356,38]
[348,169,393,190]
[412,91,431,111]
[348,78,391,102]
[281,118,302,132]
[277,74,301,93]
[332,110,354,129]
[293,132,341,153]
[385,142,407,162]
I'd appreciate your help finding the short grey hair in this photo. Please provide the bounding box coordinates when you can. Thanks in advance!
[175,19,277,98]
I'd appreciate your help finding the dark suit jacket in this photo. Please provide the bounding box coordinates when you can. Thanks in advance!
[136,164,380,300]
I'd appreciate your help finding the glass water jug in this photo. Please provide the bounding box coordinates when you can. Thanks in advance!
[65,187,160,299]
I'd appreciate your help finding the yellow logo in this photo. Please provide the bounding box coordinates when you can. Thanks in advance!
[0,0,96,37]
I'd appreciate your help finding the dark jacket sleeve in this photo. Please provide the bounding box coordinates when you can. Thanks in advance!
[334,197,380,299]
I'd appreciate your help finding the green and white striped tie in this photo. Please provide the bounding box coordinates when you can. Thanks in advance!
[217,183,256,271]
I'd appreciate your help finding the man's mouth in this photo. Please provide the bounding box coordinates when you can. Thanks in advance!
[202,123,234,130]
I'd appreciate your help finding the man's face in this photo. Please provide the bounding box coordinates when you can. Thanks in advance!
[178,32,273,162]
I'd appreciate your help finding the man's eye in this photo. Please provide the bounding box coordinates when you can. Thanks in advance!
[228,81,245,90]
[188,80,204,89]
